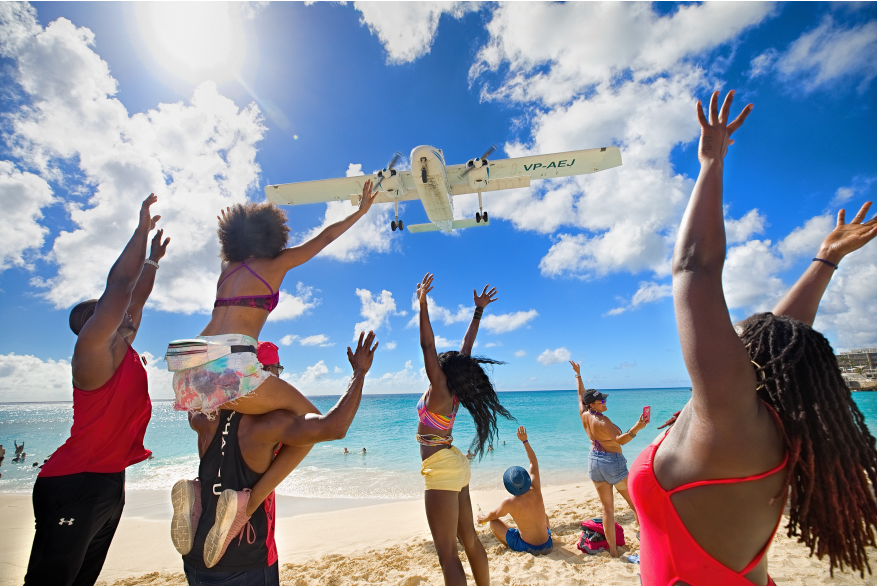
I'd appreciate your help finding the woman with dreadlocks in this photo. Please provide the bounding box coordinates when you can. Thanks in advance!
[416,273,513,585]
[627,90,877,585]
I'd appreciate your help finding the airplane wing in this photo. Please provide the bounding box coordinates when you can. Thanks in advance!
[447,146,621,194]
[265,171,420,206]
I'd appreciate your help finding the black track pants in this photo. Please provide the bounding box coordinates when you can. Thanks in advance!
[24,471,125,586]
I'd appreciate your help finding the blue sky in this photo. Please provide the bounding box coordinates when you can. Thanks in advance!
[0,2,875,401]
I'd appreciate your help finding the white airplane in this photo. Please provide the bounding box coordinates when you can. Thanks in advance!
[265,145,622,233]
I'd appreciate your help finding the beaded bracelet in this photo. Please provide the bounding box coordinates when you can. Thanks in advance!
[473,306,484,320]
[144,259,159,269]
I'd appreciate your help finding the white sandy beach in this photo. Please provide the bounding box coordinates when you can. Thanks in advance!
[3,482,877,586]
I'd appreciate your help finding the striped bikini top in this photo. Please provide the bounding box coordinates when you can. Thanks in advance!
[417,394,458,431]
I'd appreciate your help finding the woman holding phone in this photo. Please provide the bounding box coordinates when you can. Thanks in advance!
[570,360,648,557]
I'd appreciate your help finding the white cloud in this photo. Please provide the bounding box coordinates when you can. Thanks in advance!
[481,309,538,334]
[383,341,397,350]
[775,16,877,93]
[299,334,332,347]
[0,351,170,402]
[282,359,427,395]
[722,239,787,311]
[1,5,266,312]
[346,163,364,177]
[514,350,527,358]
[607,281,673,316]
[266,284,319,322]
[280,334,298,346]
[284,360,330,386]
[434,336,459,349]
[484,342,500,348]
[407,294,470,327]
[354,1,479,64]
[615,361,637,370]
[537,347,571,366]
[464,3,775,280]
[830,175,876,207]
[748,48,778,78]
[298,200,393,262]
[725,209,767,244]
[353,288,398,339]
[0,160,55,273]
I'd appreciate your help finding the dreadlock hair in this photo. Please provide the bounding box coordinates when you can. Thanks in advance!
[437,351,514,459]
[218,202,290,262]
[738,312,877,577]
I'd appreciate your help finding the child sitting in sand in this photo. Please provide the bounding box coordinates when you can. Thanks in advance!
[477,427,552,555]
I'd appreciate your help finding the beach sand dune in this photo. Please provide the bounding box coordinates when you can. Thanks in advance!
[92,484,877,586]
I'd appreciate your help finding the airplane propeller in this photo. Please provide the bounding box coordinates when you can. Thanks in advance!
[461,144,497,177]
[375,151,403,191]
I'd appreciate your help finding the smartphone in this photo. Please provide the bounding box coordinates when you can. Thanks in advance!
[643,406,651,422]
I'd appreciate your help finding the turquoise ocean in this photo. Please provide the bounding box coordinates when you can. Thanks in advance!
[4,389,877,500]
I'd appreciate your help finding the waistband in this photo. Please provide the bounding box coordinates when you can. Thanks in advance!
[590,449,625,459]
[196,334,258,346]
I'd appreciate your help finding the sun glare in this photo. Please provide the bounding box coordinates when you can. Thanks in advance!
[136,2,246,85]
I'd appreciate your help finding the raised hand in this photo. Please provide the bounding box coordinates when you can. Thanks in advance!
[139,194,160,231]
[516,426,528,443]
[347,330,378,375]
[149,229,171,262]
[696,90,753,164]
[818,201,877,263]
[473,284,498,308]
[417,273,434,306]
[217,206,231,223]
[569,360,581,375]
[357,179,378,216]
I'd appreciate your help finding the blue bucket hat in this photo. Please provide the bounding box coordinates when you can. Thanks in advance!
[503,466,531,496]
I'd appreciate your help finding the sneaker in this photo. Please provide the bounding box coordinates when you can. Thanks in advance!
[203,488,251,568]
[171,479,201,555]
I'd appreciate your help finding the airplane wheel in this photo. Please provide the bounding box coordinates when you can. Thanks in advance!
[391,221,397,231]
[399,220,404,231]
[421,169,428,183]
[476,212,481,223]
[483,211,488,222]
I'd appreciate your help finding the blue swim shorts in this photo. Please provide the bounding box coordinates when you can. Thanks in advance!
[588,450,629,485]
[505,527,553,554]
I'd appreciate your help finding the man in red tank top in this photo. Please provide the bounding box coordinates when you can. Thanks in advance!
[25,194,170,586]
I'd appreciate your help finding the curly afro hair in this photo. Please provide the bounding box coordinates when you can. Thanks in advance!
[218,203,290,262]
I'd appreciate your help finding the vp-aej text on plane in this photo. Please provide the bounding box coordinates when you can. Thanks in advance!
[265,145,622,233]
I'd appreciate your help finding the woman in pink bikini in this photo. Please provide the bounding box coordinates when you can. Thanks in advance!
[169,181,377,566]
[628,90,877,584]
[416,273,513,586]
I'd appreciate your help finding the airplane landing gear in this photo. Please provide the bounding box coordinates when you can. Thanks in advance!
[391,201,403,232]
[475,190,487,223]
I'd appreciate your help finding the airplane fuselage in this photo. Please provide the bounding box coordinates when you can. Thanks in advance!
[411,145,454,232]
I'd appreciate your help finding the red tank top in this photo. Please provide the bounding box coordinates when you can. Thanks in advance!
[40,345,152,477]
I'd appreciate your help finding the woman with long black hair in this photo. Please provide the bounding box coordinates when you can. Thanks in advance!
[416,273,513,586]
[628,90,877,585]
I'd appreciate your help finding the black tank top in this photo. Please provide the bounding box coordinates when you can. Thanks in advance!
[183,410,277,571]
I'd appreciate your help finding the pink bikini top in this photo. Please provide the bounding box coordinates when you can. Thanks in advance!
[417,395,458,431]
[214,259,280,313]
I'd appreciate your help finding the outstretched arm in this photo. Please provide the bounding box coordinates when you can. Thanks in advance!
[276,180,377,270]
[771,202,877,326]
[74,195,162,387]
[569,361,587,414]
[460,285,498,356]
[251,331,378,445]
[124,228,171,345]
[516,426,540,488]
[417,273,447,391]
[477,498,511,524]
[672,90,757,420]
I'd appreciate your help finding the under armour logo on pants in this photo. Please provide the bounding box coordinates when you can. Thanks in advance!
[58,518,74,525]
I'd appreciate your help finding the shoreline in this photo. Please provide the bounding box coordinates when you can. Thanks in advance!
[4,483,877,586]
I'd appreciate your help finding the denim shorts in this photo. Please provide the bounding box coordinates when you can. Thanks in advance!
[588,450,629,485]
